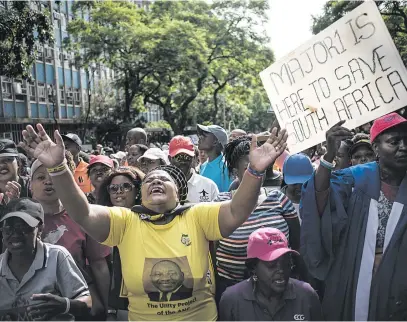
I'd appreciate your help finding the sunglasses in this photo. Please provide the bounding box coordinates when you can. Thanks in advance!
[107,182,135,194]
[173,154,193,163]
[0,225,36,235]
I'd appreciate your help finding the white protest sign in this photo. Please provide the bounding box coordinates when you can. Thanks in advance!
[260,1,407,154]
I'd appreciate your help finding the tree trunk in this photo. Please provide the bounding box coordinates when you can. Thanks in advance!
[123,73,131,123]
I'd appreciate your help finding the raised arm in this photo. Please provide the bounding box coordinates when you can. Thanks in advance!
[218,128,288,237]
[20,124,110,242]
[314,121,353,214]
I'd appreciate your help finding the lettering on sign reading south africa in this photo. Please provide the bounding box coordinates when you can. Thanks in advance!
[260,1,407,153]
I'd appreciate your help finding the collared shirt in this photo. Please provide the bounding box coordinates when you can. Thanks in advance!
[187,172,219,203]
[74,159,93,193]
[0,241,89,320]
[219,278,323,321]
[200,154,232,192]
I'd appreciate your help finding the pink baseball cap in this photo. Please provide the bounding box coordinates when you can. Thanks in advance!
[247,227,299,261]
[370,112,407,143]
[88,155,114,168]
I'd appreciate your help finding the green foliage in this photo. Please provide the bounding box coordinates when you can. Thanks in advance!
[67,0,274,133]
[0,1,53,79]
[146,120,172,130]
[312,1,407,65]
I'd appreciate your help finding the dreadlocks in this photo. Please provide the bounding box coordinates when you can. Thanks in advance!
[224,136,253,175]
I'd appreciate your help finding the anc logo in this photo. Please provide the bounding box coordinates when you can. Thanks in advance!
[78,176,84,184]
[181,234,191,246]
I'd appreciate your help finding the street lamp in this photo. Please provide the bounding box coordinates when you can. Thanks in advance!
[48,84,59,128]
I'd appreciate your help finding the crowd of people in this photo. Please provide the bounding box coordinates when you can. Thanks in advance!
[0,112,406,321]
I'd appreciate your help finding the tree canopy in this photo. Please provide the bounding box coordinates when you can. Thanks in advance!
[0,0,53,79]
[312,1,407,65]
[67,0,274,134]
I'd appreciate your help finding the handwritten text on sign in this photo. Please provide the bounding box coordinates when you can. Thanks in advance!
[260,1,407,153]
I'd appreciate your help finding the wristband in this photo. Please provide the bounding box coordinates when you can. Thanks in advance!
[47,161,67,174]
[320,155,336,171]
[62,297,70,314]
[246,165,265,179]
[107,309,117,315]
[48,168,69,177]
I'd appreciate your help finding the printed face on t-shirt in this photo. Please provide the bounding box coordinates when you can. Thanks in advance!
[150,260,184,293]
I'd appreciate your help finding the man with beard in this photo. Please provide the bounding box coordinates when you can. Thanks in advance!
[169,136,218,203]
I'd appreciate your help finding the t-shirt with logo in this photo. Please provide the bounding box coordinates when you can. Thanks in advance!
[42,210,111,283]
[74,159,93,193]
[186,172,219,203]
[102,203,222,321]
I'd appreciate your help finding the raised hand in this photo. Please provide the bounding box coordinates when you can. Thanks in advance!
[249,128,288,172]
[19,124,65,168]
[325,120,353,162]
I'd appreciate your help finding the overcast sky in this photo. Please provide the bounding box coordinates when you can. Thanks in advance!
[265,0,327,60]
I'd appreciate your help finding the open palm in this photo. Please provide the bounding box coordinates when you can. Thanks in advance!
[249,128,288,172]
[20,124,65,168]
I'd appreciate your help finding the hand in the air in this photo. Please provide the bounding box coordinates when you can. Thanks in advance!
[249,128,288,173]
[28,293,68,321]
[325,120,353,162]
[19,124,65,168]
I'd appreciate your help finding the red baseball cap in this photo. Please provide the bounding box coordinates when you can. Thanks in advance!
[247,228,299,262]
[370,112,407,143]
[169,136,195,157]
[88,155,114,168]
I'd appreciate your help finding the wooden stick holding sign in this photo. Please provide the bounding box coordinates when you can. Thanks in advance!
[260,1,407,154]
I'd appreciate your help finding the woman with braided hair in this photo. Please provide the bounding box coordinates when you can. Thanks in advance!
[20,123,288,321]
[214,135,301,303]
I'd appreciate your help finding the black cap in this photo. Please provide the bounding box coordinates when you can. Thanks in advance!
[0,139,19,157]
[0,198,44,227]
[61,133,82,147]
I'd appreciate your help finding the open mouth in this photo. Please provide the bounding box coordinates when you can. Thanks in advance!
[150,187,165,195]
[44,187,55,194]
[9,240,24,248]
[0,168,9,175]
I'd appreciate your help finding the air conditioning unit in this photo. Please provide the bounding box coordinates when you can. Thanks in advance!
[63,53,69,61]
[48,87,54,96]
[53,12,60,20]
[67,92,73,98]
[13,82,22,94]
[46,48,53,58]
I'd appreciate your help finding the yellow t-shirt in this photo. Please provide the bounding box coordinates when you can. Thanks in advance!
[102,203,222,321]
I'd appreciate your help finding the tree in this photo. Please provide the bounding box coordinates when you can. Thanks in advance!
[312,1,407,65]
[0,1,53,79]
[67,0,274,134]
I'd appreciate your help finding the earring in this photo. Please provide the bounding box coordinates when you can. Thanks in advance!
[252,274,258,281]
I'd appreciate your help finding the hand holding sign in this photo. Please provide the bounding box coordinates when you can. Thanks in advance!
[325,120,353,162]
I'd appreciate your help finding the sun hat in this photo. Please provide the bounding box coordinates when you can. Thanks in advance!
[247,227,299,262]
[138,148,169,164]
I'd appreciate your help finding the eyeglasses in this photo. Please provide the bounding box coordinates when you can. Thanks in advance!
[0,225,35,235]
[173,154,193,163]
[107,182,135,194]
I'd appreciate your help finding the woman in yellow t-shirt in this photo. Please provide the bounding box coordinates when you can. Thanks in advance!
[20,123,288,321]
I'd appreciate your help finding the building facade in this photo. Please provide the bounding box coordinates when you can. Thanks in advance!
[0,0,114,143]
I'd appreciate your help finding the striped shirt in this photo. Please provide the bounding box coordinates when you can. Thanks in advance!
[215,189,298,281]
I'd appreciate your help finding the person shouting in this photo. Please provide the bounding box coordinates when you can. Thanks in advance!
[301,113,407,320]
[20,123,288,321]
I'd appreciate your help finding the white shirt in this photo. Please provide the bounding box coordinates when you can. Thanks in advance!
[187,172,219,203]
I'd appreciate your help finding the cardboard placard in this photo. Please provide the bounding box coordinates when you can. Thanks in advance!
[260,1,407,153]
